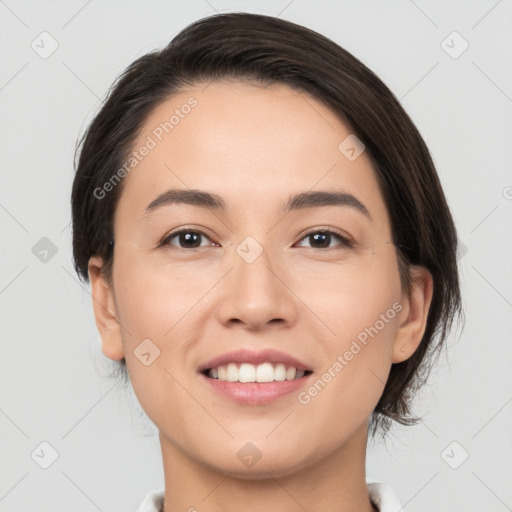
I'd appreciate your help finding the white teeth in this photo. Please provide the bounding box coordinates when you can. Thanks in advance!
[239,363,256,383]
[226,363,238,382]
[256,362,274,382]
[274,363,286,381]
[207,363,309,382]
[286,366,296,380]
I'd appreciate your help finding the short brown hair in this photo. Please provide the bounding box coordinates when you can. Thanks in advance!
[71,12,463,436]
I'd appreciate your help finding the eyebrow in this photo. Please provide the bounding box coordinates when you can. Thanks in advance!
[143,188,371,220]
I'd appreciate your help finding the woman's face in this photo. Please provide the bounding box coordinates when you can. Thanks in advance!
[95,80,413,478]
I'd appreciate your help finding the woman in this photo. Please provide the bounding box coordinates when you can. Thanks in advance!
[71,12,462,512]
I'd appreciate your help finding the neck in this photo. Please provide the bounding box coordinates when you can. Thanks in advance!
[159,423,376,512]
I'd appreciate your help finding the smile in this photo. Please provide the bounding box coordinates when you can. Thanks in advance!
[203,362,313,382]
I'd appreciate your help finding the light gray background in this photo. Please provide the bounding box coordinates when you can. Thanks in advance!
[1,0,511,511]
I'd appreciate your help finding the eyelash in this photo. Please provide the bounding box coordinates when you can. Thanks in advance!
[159,227,354,252]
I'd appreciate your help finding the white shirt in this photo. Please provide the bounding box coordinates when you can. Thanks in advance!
[136,483,405,512]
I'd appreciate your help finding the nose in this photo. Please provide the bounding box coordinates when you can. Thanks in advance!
[215,242,298,331]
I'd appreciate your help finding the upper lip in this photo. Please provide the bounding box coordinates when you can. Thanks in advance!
[198,348,312,373]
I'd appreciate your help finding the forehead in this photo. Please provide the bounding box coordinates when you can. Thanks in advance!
[116,80,390,233]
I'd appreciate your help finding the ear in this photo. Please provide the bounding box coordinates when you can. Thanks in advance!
[392,265,434,363]
[88,256,125,361]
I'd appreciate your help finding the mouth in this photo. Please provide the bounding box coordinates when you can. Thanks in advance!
[197,349,314,405]
[201,362,313,383]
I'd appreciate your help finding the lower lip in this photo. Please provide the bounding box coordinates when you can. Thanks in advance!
[199,373,312,405]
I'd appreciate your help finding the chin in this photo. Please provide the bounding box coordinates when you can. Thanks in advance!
[209,459,305,481]
[198,443,317,480]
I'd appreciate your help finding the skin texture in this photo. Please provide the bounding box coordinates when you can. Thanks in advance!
[88,81,433,512]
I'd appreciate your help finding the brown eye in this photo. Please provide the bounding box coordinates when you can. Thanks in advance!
[162,229,214,249]
[295,229,352,250]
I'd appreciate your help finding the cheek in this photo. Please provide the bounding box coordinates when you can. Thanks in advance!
[296,283,401,439]
[291,250,402,343]
[111,255,206,433]
[294,251,402,406]
[112,250,210,339]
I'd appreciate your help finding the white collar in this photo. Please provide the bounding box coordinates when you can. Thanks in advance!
[368,483,406,511]
[137,482,405,512]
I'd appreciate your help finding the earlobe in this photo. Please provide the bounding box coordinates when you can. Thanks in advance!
[88,256,125,361]
[392,266,434,363]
